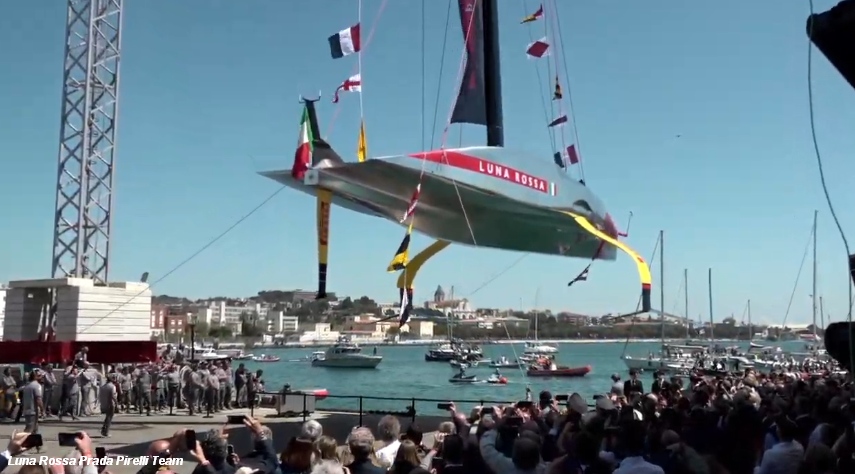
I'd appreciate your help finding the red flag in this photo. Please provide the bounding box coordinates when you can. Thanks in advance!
[400,183,421,223]
[526,38,550,58]
[566,145,579,165]
[291,107,312,180]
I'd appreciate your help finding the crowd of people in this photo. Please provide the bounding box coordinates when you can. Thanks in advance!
[1,345,266,436]
[2,346,854,474]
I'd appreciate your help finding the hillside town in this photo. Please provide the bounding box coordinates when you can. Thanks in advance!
[128,285,823,346]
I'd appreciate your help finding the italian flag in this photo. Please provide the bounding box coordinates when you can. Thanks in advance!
[291,106,312,180]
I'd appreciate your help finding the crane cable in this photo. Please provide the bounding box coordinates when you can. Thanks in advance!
[806,0,853,372]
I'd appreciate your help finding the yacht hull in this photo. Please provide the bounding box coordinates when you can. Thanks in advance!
[311,356,382,369]
[260,147,619,260]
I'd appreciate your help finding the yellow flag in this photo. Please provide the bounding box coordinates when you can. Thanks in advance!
[357,120,367,162]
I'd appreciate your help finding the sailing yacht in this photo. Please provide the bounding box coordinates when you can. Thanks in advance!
[523,290,558,356]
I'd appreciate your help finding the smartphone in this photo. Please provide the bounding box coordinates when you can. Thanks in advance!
[95,447,107,473]
[516,400,533,409]
[23,434,43,449]
[185,430,197,450]
[58,432,79,447]
[227,445,235,456]
[555,394,569,402]
[437,402,453,410]
[226,415,246,424]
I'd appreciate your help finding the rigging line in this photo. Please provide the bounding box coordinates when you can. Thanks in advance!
[551,0,586,181]
[781,225,814,328]
[807,1,852,364]
[431,1,481,248]
[421,0,426,151]
[398,0,474,290]
[76,185,289,333]
[620,233,661,355]
[544,0,569,174]
[358,0,365,120]
[502,318,528,379]
[519,0,556,150]
[462,253,530,298]
[325,0,391,139]
[428,0,454,149]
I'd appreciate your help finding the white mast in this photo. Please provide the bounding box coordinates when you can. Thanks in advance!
[812,210,818,337]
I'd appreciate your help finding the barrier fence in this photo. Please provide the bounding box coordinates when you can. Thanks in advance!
[254,390,522,426]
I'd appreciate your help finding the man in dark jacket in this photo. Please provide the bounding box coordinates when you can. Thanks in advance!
[624,369,644,397]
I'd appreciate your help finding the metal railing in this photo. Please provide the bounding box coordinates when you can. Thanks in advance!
[255,390,521,427]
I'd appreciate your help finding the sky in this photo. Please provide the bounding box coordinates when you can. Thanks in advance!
[1,0,853,326]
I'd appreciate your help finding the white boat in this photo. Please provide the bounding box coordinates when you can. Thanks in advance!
[489,356,525,368]
[523,342,559,354]
[311,337,382,369]
[193,346,231,360]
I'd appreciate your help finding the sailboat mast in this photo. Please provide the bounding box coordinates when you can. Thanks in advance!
[659,230,665,343]
[684,269,689,339]
[820,296,825,329]
[708,268,714,342]
[748,299,752,341]
[812,210,818,337]
[481,0,504,146]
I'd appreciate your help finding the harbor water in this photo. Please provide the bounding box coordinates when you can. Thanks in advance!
[239,340,810,415]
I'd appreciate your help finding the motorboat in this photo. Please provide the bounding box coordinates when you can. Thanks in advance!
[252,354,281,363]
[233,351,254,360]
[526,365,591,377]
[193,347,232,361]
[425,342,483,361]
[311,337,382,368]
[486,374,508,384]
[450,359,481,368]
[523,342,558,354]
[449,374,478,384]
[489,356,525,369]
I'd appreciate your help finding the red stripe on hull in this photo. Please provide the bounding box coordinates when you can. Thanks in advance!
[409,150,554,195]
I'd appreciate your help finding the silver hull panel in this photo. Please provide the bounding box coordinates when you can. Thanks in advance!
[261,146,618,260]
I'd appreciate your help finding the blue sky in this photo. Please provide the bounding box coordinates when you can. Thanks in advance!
[1,0,853,326]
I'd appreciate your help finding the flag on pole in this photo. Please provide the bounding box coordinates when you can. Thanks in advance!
[387,222,413,272]
[521,5,544,23]
[357,120,367,162]
[398,287,414,327]
[332,74,362,103]
[548,115,568,127]
[328,24,361,59]
[291,106,312,180]
[553,152,565,169]
[526,38,550,58]
[400,183,421,223]
[566,144,579,165]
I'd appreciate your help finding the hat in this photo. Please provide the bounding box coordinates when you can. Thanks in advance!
[568,393,587,414]
[596,396,615,411]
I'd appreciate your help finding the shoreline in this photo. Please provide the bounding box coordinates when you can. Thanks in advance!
[260,338,743,349]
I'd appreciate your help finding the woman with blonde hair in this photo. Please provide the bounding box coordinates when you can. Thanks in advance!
[313,436,339,463]
[387,440,420,474]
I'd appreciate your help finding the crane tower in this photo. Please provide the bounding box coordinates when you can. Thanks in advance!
[51,0,124,284]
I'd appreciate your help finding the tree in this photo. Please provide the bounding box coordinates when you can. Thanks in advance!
[339,297,354,310]
[240,311,264,337]
[208,326,232,338]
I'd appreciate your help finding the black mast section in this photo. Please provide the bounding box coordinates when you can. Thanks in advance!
[482,0,504,147]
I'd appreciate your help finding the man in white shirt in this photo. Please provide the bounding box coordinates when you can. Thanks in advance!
[375,415,401,468]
